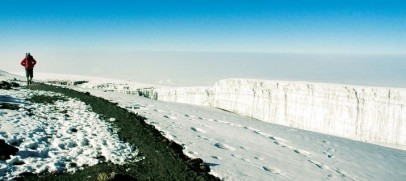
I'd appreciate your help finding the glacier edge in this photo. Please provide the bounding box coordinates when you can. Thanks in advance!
[141,79,406,147]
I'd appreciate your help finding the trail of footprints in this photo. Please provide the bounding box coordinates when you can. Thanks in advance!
[169,112,291,176]
[185,113,355,179]
[122,102,355,179]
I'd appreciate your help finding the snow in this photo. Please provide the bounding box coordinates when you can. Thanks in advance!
[11,71,159,94]
[2,71,406,180]
[0,70,24,81]
[73,87,406,181]
[0,77,139,179]
[141,79,406,148]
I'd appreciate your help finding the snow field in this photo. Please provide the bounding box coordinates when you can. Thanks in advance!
[4,71,406,180]
[0,88,139,180]
[81,88,406,181]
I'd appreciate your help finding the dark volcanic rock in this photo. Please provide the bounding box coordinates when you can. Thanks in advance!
[0,103,20,110]
[0,139,19,160]
[10,82,20,87]
[0,81,11,90]
[169,140,183,153]
[187,158,211,172]
[188,158,203,166]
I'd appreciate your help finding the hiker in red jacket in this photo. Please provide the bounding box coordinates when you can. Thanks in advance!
[20,53,37,86]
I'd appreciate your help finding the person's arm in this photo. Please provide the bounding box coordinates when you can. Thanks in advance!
[32,58,37,66]
[20,58,26,66]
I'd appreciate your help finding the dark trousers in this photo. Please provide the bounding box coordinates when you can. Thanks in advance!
[25,68,34,78]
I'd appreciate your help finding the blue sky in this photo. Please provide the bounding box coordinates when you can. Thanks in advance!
[1,0,405,54]
[1,1,405,86]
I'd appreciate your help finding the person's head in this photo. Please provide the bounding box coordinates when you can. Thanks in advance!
[26,52,30,57]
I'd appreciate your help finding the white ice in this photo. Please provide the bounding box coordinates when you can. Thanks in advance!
[144,79,406,148]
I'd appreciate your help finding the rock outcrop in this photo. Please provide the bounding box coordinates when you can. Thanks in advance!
[0,139,19,160]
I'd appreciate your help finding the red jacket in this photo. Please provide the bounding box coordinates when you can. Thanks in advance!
[21,56,37,69]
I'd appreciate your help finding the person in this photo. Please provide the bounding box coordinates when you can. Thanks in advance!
[20,53,37,86]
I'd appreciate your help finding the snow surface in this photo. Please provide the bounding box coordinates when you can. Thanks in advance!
[0,73,139,180]
[141,79,406,148]
[72,87,406,181]
[3,71,406,180]
[11,72,159,94]
[0,70,24,81]
[28,72,404,148]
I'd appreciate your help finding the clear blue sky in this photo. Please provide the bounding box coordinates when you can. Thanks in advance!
[1,1,405,87]
[1,0,405,54]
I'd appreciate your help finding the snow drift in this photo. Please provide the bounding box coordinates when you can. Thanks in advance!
[140,79,406,147]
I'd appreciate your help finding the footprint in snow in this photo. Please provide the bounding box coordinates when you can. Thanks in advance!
[242,158,251,163]
[322,140,336,158]
[163,115,177,120]
[214,143,235,151]
[293,149,312,157]
[184,114,196,118]
[197,135,210,141]
[253,130,264,135]
[165,133,177,140]
[231,154,251,163]
[323,148,336,158]
[190,127,206,133]
[335,169,360,181]
[254,156,264,161]
[263,166,282,174]
[307,159,360,181]
[186,150,199,156]
[307,159,357,181]
[308,160,330,170]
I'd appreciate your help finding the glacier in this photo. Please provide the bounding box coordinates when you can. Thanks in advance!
[6,71,406,180]
[140,79,406,147]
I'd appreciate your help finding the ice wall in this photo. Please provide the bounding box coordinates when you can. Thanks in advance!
[143,79,406,147]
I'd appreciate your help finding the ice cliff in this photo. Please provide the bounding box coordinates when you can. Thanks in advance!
[140,79,406,147]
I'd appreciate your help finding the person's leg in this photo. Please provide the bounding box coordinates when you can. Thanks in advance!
[28,69,33,85]
[25,68,29,86]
